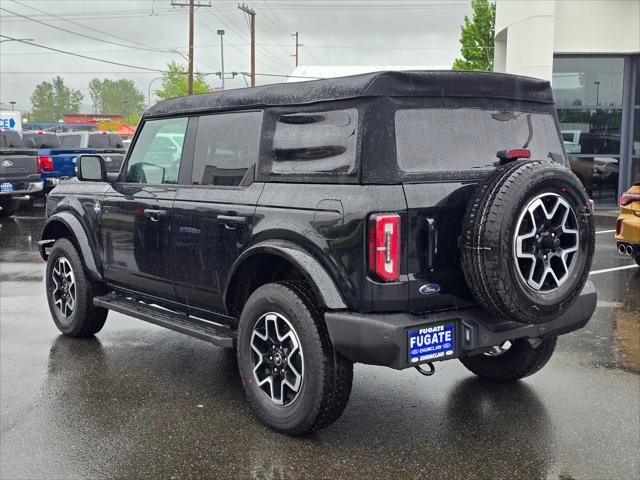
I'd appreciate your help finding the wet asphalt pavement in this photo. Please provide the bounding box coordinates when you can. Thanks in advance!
[0,207,638,480]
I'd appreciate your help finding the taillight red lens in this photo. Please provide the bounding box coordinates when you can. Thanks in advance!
[620,191,640,206]
[38,155,53,172]
[368,213,400,282]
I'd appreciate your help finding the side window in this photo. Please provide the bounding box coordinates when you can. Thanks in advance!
[126,117,188,184]
[192,111,262,186]
[61,135,81,148]
[271,108,358,175]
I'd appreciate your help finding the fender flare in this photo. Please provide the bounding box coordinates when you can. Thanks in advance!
[40,211,102,280]
[224,239,348,311]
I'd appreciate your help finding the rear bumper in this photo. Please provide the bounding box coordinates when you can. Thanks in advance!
[325,280,597,370]
[0,181,44,197]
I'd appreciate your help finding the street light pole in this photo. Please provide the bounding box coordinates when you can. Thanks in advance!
[148,76,163,108]
[217,30,225,90]
[9,101,16,111]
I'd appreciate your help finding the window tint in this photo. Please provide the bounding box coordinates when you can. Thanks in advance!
[22,133,60,149]
[126,117,187,184]
[271,109,358,175]
[395,108,564,172]
[89,133,124,148]
[61,135,81,148]
[192,111,262,186]
[0,132,24,148]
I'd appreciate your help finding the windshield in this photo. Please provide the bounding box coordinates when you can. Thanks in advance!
[395,108,565,172]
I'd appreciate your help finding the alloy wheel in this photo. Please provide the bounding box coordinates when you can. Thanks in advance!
[51,257,76,319]
[250,312,304,406]
[513,193,579,292]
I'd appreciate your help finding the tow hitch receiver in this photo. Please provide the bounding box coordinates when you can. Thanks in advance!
[415,363,436,376]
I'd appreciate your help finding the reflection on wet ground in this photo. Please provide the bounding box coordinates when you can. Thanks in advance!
[1,209,639,479]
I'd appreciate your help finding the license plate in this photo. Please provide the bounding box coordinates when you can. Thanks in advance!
[0,183,14,192]
[408,322,457,364]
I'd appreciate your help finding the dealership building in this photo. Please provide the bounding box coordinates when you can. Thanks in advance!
[494,0,640,207]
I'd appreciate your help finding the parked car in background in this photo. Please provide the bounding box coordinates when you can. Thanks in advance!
[0,130,43,218]
[22,130,95,193]
[58,131,126,173]
[616,183,640,266]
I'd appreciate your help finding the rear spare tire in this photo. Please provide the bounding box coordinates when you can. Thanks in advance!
[461,160,594,324]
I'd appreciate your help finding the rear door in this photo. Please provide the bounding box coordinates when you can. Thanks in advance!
[395,107,567,312]
[171,111,264,315]
[101,116,189,300]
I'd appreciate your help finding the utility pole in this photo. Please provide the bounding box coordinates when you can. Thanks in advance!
[238,3,256,87]
[171,0,211,95]
[291,31,301,67]
[217,30,225,90]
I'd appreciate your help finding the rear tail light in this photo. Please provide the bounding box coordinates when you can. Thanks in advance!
[38,155,53,173]
[368,213,400,282]
[620,190,640,206]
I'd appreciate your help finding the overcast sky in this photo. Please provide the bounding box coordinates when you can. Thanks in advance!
[0,0,471,113]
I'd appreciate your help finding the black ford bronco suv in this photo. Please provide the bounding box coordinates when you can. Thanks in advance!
[39,71,596,435]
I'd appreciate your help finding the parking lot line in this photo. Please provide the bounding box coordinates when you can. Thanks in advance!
[595,229,616,234]
[590,264,637,275]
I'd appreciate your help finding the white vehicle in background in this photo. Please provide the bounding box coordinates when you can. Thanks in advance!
[562,130,582,154]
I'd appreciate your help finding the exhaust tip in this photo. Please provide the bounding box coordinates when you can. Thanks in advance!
[619,244,627,254]
[626,245,634,256]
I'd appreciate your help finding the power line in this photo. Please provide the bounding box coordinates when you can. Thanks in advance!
[0,8,182,23]
[0,6,167,54]
[0,35,167,72]
[9,0,168,53]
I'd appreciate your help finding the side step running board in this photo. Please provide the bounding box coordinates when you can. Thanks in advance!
[93,294,236,348]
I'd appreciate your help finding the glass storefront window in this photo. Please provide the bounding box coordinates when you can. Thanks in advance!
[636,60,640,105]
[556,109,622,155]
[552,57,624,108]
[634,109,640,156]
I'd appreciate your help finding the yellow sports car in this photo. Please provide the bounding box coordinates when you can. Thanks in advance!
[616,182,640,266]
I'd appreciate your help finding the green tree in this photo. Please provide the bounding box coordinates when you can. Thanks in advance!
[30,76,83,122]
[87,78,145,117]
[154,62,211,100]
[452,0,496,71]
[88,78,103,113]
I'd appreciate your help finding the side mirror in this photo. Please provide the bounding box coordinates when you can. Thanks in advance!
[77,154,106,182]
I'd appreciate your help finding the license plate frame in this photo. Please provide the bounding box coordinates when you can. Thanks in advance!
[407,321,458,365]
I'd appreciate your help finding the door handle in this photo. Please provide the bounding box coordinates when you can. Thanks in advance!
[426,217,438,270]
[144,209,167,221]
[217,215,247,229]
[217,215,246,224]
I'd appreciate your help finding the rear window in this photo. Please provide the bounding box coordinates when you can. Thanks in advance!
[272,109,358,175]
[60,135,81,148]
[0,131,24,148]
[89,133,123,148]
[395,108,564,172]
[22,133,60,149]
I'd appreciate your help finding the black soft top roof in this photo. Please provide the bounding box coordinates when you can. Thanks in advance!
[144,70,554,119]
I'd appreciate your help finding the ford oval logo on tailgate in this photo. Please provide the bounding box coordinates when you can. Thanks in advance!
[419,283,441,295]
[1,160,14,167]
